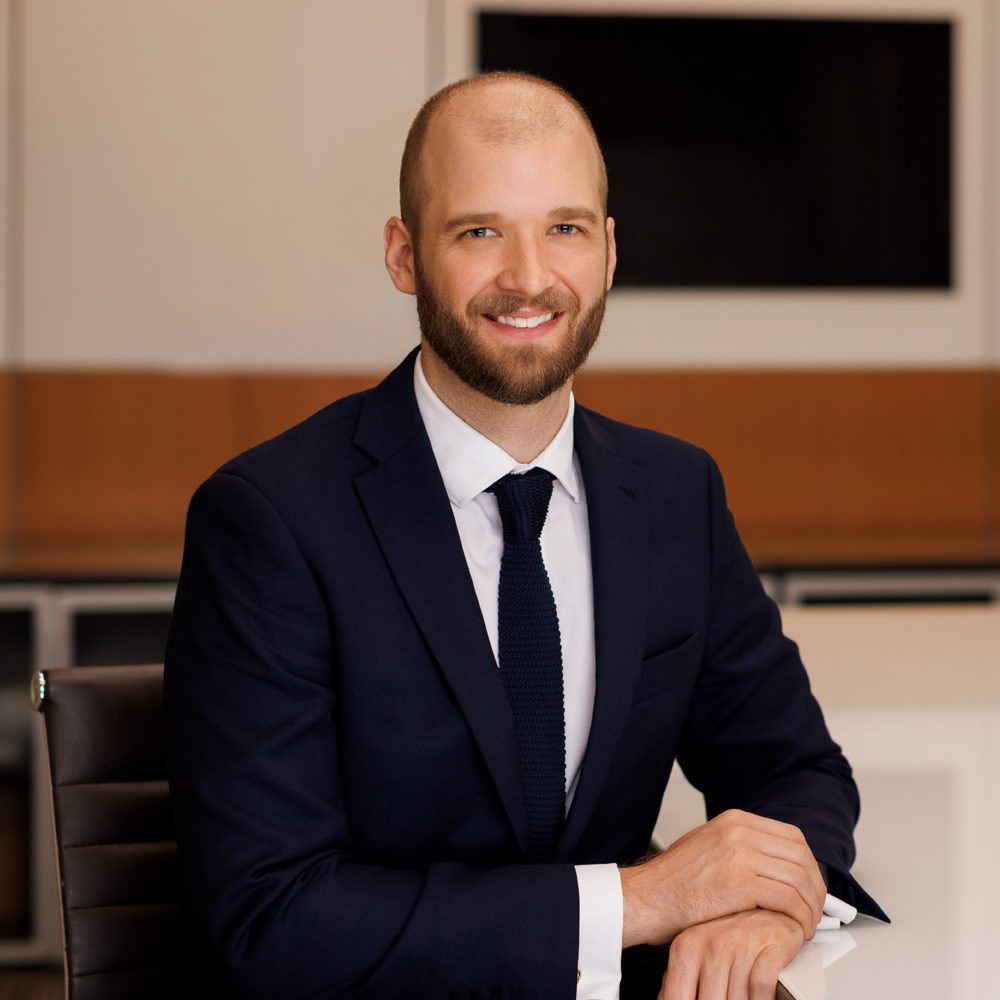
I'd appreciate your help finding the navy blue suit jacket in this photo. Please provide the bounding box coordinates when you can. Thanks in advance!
[165,349,883,999]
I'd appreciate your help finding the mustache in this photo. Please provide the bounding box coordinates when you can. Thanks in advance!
[467,289,578,318]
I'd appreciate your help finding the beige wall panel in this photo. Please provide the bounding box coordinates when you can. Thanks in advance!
[21,1,427,370]
[0,0,10,365]
[12,1,995,371]
[990,0,1000,364]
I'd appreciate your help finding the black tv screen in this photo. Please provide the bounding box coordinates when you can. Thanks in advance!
[478,12,952,288]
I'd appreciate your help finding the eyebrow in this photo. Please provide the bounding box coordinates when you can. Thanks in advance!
[443,212,503,233]
[442,207,600,232]
[550,206,599,225]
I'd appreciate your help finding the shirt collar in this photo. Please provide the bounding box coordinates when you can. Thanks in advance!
[413,350,580,508]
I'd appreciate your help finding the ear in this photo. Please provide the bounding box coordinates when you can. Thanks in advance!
[605,216,617,291]
[384,216,417,295]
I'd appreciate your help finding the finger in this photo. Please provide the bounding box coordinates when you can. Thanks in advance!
[726,823,826,923]
[751,835,828,917]
[748,829,822,879]
[727,956,753,1000]
[697,951,732,1000]
[752,876,815,939]
[725,822,824,902]
[748,945,785,1000]
[806,854,828,913]
[661,938,701,1000]
[752,854,825,928]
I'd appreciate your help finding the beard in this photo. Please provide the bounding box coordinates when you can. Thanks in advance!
[414,256,606,406]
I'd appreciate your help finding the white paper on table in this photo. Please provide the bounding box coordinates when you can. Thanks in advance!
[778,929,858,1000]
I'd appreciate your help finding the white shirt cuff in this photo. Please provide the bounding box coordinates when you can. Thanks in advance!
[574,863,623,1000]
[816,892,859,930]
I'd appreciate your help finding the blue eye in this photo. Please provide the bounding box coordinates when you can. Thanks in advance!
[553,224,579,234]
[465,227,493,238]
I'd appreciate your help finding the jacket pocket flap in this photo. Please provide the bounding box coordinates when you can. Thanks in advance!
[632,633,702,705]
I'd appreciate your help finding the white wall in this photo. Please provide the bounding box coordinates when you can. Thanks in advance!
[989,0,1000,361]
[444,0,995,369]
[5,0,999,371]
[0,0,11,366]
[20,0,427,370]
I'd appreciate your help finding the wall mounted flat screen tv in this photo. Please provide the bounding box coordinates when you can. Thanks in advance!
[478,13,952,288]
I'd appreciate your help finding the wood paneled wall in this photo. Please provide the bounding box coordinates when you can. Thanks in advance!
[0,374,12,546]
[987,371,1000,532]
[14,371,375,543]
[3,368,999,574]
[574,369,1000,563]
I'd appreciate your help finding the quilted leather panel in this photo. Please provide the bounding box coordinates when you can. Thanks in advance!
[56,780,174,847]
[38,666,219,997]
[61,841,181,910]
[70,963,181,1000]
[65,902,187,977]
[44,665,166,786]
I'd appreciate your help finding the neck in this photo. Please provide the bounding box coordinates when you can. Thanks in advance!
[419,343,572,464]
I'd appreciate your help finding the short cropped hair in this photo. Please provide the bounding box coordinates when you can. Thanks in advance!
[399,72,608,242]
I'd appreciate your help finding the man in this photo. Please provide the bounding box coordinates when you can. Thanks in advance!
[165,73,883,1000]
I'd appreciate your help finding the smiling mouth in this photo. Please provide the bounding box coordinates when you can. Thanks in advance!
[485,311,560,329]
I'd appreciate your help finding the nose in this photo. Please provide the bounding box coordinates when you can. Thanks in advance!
[495,234,554,301]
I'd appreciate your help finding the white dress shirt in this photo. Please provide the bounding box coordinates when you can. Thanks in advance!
[413,353,623,999]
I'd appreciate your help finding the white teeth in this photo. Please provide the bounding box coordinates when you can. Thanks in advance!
[494,312,555,329]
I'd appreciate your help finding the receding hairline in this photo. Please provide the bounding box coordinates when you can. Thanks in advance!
[436,78,579,144]
[399,72,608,238]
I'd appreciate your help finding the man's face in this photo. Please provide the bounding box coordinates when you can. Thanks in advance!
[410,109,616,405]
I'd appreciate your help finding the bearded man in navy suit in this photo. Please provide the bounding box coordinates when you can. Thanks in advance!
[165,72,883,1000]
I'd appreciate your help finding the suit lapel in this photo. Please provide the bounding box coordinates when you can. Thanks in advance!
[556,407,650,860]
[352,351,530,854]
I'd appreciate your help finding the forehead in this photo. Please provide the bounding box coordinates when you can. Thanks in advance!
[420,86,603,220]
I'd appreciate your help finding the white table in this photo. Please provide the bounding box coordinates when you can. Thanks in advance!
[655,606,1000,1000]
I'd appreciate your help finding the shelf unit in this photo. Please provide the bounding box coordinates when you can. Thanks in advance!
[0,582,176,965]
[0,566,996,965]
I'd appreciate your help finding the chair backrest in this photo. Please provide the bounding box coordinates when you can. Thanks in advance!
[31,665,210,999]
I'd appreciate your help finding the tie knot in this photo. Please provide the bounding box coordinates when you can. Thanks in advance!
[488,468,555,543]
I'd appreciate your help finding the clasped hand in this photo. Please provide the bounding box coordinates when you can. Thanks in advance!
[658,908,803,1000]
[619,809,826,999]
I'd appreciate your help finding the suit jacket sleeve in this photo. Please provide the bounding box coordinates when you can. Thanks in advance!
[164,472,580,999]
[675,456,887,921]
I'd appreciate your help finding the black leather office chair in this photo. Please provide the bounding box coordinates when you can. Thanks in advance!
[31,665,214,999]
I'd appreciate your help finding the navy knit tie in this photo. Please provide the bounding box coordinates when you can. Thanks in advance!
[488,468,565,862]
